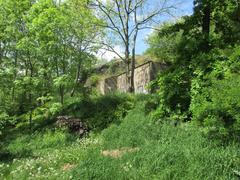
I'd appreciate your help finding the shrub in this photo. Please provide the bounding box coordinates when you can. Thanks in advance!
[88,74,100,87]
[148,66,192,123]
[64,93,135,131]
[190,46,240,140]
[14,101,63,131]
[0,112,16,136]
[144,94,159,115]
[190,74,240,140]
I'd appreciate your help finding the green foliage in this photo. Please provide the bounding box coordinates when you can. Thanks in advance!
[92,104,239,179]
[146,0,240,139]
[0,0,240,178]
[13,101,63,132]
[64,93,135,131]
[1,102,240,179]
[87,74,100,87]
[55,104,240,179]
[0,112,16,136]
[190,46,240,140]
[146,22,183,63]
[0,0,100,120]
[0,129,79,179]
[7,130,74,154]
[191,75,240,139]
[149,65,192,123]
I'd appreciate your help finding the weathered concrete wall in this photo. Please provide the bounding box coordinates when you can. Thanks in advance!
[134,62,151,94]
[99,61,167,94]
[117,73,128,93]
[99,76,117,94]
[116,62,152,94]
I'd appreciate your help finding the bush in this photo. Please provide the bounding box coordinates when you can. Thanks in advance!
[88,74,100,87]
[64,93,135,131]
[148,66,192,123]
[0,112,16,136]
[191,74,240,140]
[13,101,63,132]
[190,46,240,140]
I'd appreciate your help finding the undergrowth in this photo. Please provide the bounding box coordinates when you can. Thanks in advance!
[1,101,239,179]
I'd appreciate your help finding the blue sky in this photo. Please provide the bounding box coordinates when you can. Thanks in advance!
[99,0,194,60]
[135,0,194,55]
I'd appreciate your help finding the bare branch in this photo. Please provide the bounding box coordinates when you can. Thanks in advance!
[93,0,127,46]
[100,42,125,61]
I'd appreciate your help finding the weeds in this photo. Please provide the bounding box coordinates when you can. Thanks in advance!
[1,101,239,179]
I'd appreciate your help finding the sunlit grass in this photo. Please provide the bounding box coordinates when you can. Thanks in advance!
[1,103,239,179]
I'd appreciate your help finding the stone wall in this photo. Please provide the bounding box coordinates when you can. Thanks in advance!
[99,76,118,94]
[135,62,152,93]
[117,73,128,93]
[99,61,167,94]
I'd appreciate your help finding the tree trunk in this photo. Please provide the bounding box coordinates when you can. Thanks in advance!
[130,28,138,93]
[60,85,64,105]
[29,109,32,131]
[125,9,132,93]
[0,43,2,65]
[130,57,135,93]
[202,0,211,51]
[125,49,131,92]
[12,51,18,101]
[29,57,33,131]
[130,8,139,93]
[71,60,81,97]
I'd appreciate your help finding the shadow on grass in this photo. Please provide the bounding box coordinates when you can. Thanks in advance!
[0,148,35,163]
[64,93,134,131]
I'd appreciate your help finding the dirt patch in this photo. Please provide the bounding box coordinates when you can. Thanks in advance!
[101,147,140,158]
[63,163,76,171]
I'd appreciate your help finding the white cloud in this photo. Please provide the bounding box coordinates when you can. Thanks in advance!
[100,0,113,5]
[97,45,124,61]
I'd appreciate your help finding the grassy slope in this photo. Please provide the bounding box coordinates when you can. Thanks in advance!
[0,102,240,179]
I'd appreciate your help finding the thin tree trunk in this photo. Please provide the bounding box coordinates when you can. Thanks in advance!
[55,56,63,104]
[19,61,28,114]
[126,50,131,92]
[29,55,33,131]
[130,7,139,93]
[131,30,138,93]
[60,85,64,105]
[130,57,135,93]
[12,51,18,101]
[60,46,66,105]
[0,43,2,65]
[202,0,211,51]
[71,57,81,97]
[125,8,132,93]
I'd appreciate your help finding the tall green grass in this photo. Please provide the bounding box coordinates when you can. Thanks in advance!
[1,102,239,179]
[72,103,240,179]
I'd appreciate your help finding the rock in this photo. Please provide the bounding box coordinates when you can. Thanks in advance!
[56,116,89,137]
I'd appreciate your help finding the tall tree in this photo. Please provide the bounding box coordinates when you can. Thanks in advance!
[91,0,175,92]
[194,0,212,51]
[21,0,100,105]
[0,0,33,114]
[65,0,101,97]
[0,0,100,118]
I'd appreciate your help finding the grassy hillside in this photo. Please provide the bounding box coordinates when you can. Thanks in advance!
[1,96,239,179]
